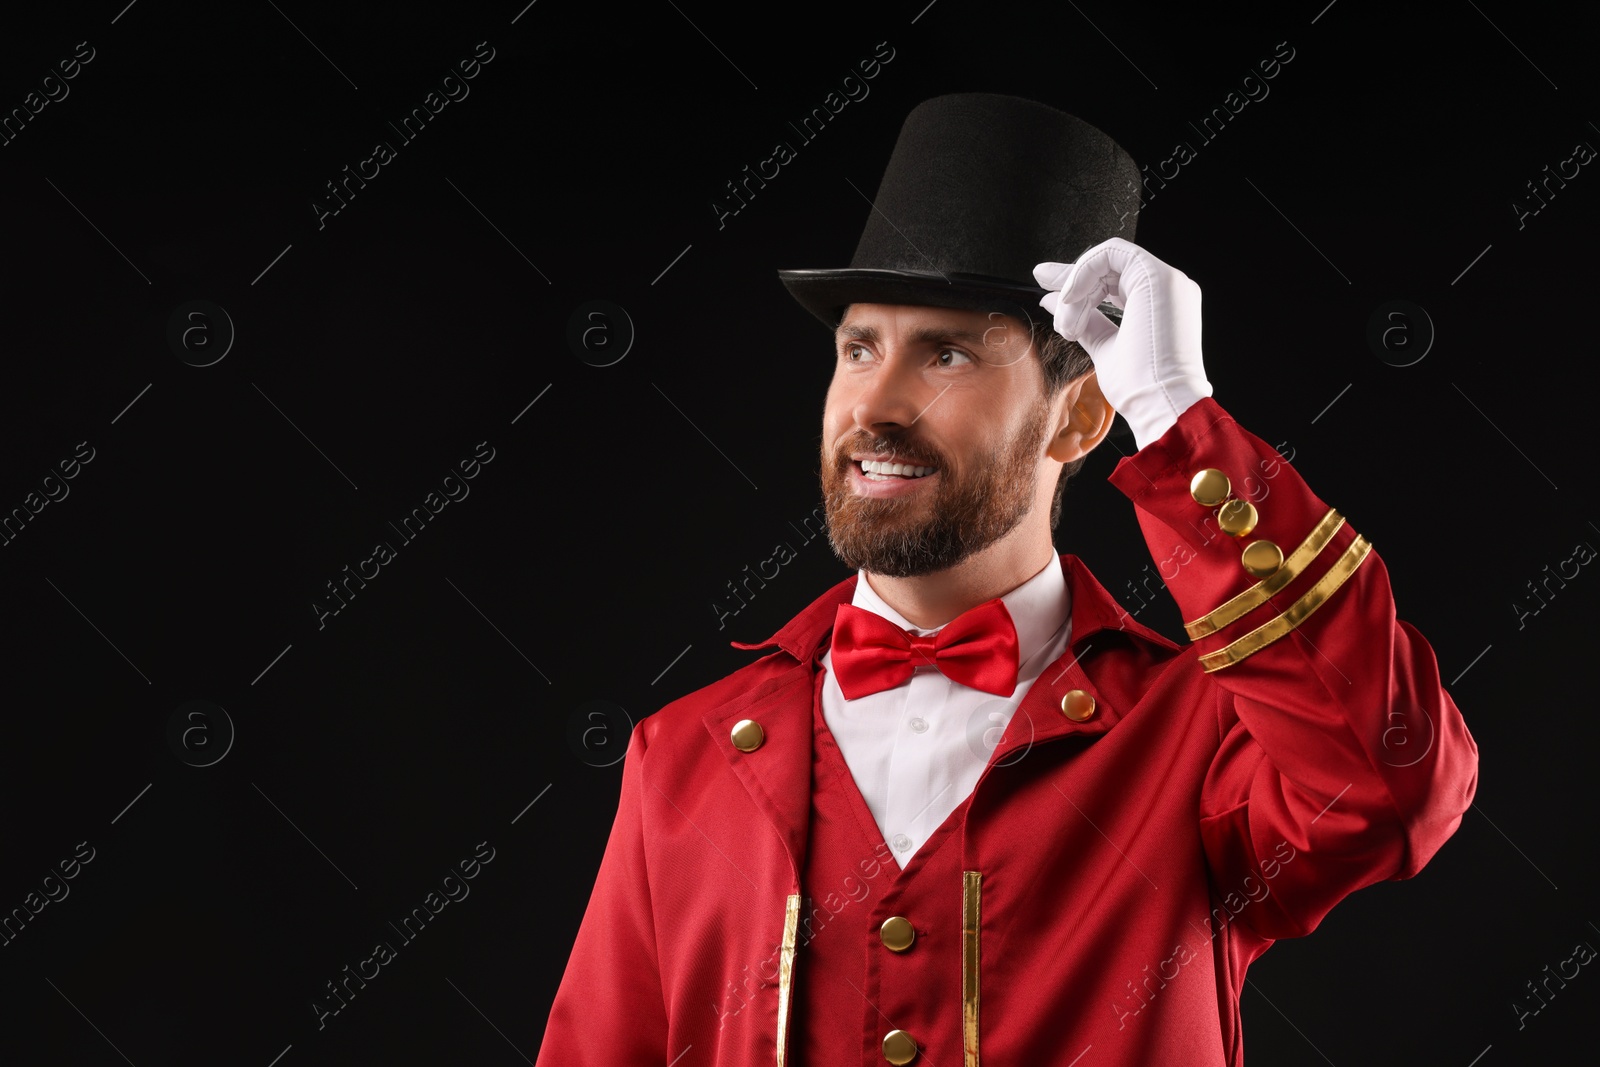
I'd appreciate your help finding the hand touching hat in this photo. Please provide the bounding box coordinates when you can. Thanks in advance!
[1034,238,1213,451]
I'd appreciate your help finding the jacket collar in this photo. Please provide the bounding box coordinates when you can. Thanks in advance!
[725,554,1181,752]
[707,555,1182,876]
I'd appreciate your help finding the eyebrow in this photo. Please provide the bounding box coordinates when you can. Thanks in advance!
[835,324,992,347]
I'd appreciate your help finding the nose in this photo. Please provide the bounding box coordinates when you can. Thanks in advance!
[849,346,927,432]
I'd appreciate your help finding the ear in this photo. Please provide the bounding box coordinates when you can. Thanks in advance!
[1045,370,1116,464]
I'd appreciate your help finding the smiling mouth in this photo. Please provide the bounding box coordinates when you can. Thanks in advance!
[855,458,938,481]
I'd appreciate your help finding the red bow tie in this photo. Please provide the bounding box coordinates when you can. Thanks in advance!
[830,598,1020,701]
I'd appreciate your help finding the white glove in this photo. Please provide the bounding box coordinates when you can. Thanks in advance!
[1034,238,1213,451]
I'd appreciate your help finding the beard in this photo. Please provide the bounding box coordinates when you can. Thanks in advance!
[821,400,1050,578]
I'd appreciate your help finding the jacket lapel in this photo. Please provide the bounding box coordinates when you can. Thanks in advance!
[702,573,859,875]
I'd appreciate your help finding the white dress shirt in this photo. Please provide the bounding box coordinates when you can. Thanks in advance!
[819,556,1073,867]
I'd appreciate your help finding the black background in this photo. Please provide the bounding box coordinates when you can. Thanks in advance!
[1,1,1596,1064]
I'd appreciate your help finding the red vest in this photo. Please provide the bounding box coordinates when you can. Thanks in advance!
[796,664,976,1064]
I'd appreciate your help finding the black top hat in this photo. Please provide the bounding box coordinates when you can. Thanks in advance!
[779,93,1140,330]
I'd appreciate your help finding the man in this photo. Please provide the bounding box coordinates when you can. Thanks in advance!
[534,94,1478,1065]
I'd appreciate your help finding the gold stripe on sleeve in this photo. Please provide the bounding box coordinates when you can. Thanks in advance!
[1185,508,1347,640]
[776,893,801,1067]
[1200,535,1373,672]
[963,871,982,1067]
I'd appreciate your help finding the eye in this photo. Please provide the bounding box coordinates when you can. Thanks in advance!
[936,347,972,367]
[843,343,872,363]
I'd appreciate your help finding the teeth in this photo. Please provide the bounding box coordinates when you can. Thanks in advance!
[860,460,936,478]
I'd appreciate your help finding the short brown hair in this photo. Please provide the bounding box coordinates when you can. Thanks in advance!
[1028,318,1097,529]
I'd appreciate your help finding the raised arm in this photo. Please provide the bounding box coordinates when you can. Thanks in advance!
[1037,240,1479,939]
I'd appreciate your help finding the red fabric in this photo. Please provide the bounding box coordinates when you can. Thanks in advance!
[534,398,1479,1066]
[829,597,1020,700]
[796,659,975,1064]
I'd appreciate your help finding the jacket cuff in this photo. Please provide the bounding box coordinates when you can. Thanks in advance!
[1105,396,1368,668]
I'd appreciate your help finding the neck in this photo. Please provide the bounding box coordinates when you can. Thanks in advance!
[864,534,1056,629]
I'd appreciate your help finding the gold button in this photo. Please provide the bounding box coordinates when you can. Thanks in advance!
[1241,539,1284,578]
[882,1030,918,1064]
[1060,689,1097,722]
[730,719,764,752]
[1190,468,1231,507]
[1217,499,1258,538]
[879,916,915,952]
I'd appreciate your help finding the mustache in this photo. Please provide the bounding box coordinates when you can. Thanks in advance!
[831,432,946,470]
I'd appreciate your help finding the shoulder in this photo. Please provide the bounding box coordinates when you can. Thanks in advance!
[629,647,807,760]
[635,571,855,753]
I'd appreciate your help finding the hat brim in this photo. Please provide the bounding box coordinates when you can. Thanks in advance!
[778,268,1051,331]
[777,267,1124,333]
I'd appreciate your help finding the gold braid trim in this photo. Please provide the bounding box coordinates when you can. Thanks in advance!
[1200,535,1373,672]
[1185,508,1346,640]
[775,894,801,1066]
[963,871,982,1067]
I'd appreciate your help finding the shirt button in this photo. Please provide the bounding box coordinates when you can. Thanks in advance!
[907,716,929,733]
[891,833,912,852]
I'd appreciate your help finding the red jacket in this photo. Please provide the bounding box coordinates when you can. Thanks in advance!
[535,398,1478,1065]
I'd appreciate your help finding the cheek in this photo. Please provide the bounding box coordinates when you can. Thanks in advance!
[820,405,840,443]
[824,371,852,406]
[821,389,854,441]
